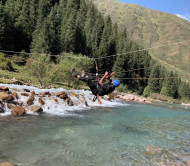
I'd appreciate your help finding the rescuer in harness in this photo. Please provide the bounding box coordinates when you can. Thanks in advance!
[71,68,120,104]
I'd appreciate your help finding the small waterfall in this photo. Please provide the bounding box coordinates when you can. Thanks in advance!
[0,84,126,116]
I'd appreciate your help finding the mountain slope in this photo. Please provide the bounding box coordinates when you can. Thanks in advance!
[89,0,190,75]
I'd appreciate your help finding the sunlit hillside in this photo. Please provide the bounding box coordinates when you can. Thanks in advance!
[89,0,190,76]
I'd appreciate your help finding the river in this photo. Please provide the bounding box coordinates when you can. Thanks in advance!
[0,84,190,166]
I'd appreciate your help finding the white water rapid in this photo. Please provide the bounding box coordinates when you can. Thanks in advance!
[0,84,127,117]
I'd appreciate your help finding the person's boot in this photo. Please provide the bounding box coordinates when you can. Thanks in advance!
[81,70,86,77]
[71,68,78,77]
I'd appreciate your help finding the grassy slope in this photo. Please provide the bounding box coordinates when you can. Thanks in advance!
[90,0,190,76]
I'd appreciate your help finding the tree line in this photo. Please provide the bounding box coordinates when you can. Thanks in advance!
[0,0,189,101]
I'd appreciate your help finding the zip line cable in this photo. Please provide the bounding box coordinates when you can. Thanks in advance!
[1,40,190,81]
[0,39,190,60]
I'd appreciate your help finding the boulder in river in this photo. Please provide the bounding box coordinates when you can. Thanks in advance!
[29,105,43,113]
[38,98,45,105]
[56,91,68,100]
[187,160,190,166]
[0,92,14,101]
[27,94,35,105]
[11,106,25,116]
[145,145,163,155]
[0,162,13,166]
[11,91,18,99]
[0,86,9,92]
[66,97,73,106]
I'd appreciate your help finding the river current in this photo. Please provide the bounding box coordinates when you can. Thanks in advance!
[0,84,190,166]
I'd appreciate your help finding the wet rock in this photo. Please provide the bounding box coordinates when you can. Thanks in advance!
[23,89,30,92]
[66,97,73,106]
[11,106,25,116]
[11,91,18,99]
[78,96,88,106]
[0,101,5,113]
[0,86,9,92]
[43,91,51,97]
[0,92,14,101]
[38,98,45,105]
[20,92,29,96]
[7,103,16,109]
[29,105,43,113]
[27,94,35,105]
[49,97,58,102]
[0,162,13,166]
[108,93,117,100]
[17,100,23,106]
[145,145,163,155]
[56,91,68,100]
[70,92,78,97]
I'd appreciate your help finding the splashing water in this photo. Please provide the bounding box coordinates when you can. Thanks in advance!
[0,84,127,116]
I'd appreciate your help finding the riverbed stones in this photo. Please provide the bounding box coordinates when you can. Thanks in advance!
[70,92,78,97]
[38,98,45,105]
[27,93,35,105]
[29,105,43,113]
[55,91,68,100]
[11,106,25,116]
[0,86,9,92]
[0,92,14,101]
[11,91,18,99]
[23,89,30,92]
[20,92,29,96]
[0,162,13,166]
[145,145,163,155]
[7,103,16,109]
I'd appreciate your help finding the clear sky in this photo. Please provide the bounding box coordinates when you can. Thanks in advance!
[117,0,190,21]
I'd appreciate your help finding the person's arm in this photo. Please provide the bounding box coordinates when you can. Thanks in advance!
[99,71,109,86]
[106,72,115,82]
[97,95,102,104]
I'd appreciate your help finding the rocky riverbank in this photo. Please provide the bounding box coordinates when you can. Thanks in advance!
[0,85,124,116]
[116,93,152,104]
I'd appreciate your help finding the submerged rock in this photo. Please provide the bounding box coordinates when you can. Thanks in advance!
[11,106,25,116]
[187,160,190,166]
[145,145,163,155]
[0,162,13,166]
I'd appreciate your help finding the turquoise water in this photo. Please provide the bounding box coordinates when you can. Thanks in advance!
[0,103,190,166]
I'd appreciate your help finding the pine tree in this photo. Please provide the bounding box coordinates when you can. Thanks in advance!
[0,2,5,49]
[148,64,162,93]
[165,71,178,98]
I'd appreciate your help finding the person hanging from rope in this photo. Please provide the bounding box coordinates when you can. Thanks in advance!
[71,68,120,104]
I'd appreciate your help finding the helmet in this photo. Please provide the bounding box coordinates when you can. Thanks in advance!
[113,79,120,87]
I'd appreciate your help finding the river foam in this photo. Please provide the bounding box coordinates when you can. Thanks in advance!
[0,84,128,116]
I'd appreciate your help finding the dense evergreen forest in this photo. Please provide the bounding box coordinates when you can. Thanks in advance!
[0,0,190,101]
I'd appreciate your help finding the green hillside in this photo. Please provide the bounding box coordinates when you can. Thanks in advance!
[89,0,190,75]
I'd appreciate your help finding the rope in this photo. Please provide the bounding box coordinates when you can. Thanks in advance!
[0,40,190,60]
[116,75,190,80]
